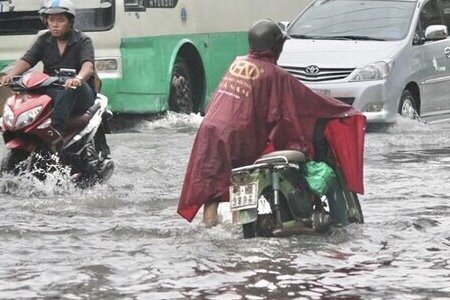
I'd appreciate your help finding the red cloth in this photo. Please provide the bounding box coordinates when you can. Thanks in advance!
[178,53,366,222]
[324,115,366,194]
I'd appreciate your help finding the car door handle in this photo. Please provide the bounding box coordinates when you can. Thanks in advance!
[445,47,450,58]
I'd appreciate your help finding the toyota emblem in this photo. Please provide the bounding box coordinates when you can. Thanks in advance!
[305,65,320,75]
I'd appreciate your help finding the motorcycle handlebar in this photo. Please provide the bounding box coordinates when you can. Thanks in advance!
[7,74,77,91]
[1,68,77,89]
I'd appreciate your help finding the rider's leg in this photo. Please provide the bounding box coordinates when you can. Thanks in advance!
[47,83,95,133]
[203,200,219,228]
[71,83,95,116]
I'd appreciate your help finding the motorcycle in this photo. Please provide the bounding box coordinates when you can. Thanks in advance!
[229,145,364,238]
[0,69,114,187]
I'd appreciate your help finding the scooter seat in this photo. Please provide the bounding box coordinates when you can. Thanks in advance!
[258,150,307,164]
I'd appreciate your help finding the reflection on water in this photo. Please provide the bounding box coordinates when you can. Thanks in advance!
[0,114,449,299]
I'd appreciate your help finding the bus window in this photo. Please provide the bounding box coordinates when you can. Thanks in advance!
[0,0,115,35]
[75,0,115,31]
[0,0,45,36]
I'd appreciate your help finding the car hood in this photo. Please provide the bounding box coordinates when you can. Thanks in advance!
[278,39,404,68]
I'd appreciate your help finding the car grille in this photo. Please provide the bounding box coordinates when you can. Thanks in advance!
[334,97,355,105]
[280,65,355,82]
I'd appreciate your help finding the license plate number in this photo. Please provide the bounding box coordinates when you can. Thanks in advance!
[229,182,258,211]
[313,89,330,96]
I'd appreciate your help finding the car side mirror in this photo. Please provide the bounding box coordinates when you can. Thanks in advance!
[277,21,290,31]
[424,25,448,41]
[413,32,424,45]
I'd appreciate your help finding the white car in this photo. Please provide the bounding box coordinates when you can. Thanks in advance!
[278,0,450,124]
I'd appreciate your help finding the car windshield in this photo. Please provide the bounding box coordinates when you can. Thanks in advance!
[288,0,416,41]
[0,0,114,36]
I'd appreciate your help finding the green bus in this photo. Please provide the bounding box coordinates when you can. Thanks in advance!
[0,0,310,114]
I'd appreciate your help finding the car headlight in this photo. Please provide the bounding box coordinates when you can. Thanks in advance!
[3,105,14,129]
[350,60,394,81]
[15,106,42,130]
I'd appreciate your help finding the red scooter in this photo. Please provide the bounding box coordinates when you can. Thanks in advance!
[0,70,114,186]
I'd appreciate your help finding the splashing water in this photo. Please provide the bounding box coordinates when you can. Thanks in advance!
[136,112,203,132]
[0,152,75,196]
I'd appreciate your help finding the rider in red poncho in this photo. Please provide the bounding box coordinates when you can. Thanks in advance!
[178,19,366,226]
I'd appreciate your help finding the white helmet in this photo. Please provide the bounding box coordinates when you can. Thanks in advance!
[39,0,76,18]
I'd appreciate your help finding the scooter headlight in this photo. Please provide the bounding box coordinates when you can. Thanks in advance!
[3,105,14,129]
[15,106,42,130]
[350,60,394,81]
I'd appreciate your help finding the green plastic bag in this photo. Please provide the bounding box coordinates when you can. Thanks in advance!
[303,161,336,196]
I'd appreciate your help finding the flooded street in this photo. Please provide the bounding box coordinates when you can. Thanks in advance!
[0,114,449,300]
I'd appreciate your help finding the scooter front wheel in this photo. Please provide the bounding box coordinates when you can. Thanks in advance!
[0,149,30,176]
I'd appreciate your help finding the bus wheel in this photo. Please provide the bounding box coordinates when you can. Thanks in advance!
[169,58,193,114]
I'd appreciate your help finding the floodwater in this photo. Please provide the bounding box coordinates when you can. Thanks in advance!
[0,114,449,300]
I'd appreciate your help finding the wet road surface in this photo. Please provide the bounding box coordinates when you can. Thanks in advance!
[0,114,449,299]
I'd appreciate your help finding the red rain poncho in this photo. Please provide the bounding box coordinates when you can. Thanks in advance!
[178,53,366,222]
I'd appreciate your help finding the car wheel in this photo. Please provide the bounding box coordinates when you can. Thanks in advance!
[169,57,193,114]
[399,89,418,119]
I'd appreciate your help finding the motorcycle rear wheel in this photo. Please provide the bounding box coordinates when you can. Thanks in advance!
[344,190,364,224]
[242,214,275,238]
[242,222,257,239]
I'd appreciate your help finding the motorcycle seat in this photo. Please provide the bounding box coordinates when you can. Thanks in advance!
[66,102,101,131]
[257,150,307,164]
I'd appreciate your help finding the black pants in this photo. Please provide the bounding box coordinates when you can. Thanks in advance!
[46,83,95,132]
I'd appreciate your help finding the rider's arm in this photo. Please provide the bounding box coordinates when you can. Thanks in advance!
[78,35,95,82]
[0,60,32,85]
[0,33,45,85]
[4,60,32,77]
[65,34,95,89]
[21,33,45,69]
[66,61,94,89]
[75,61,94,84]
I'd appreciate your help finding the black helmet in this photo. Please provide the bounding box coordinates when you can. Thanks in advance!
[248,19,287,54]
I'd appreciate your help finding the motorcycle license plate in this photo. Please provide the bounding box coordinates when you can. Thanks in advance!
[229,182,258,211]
